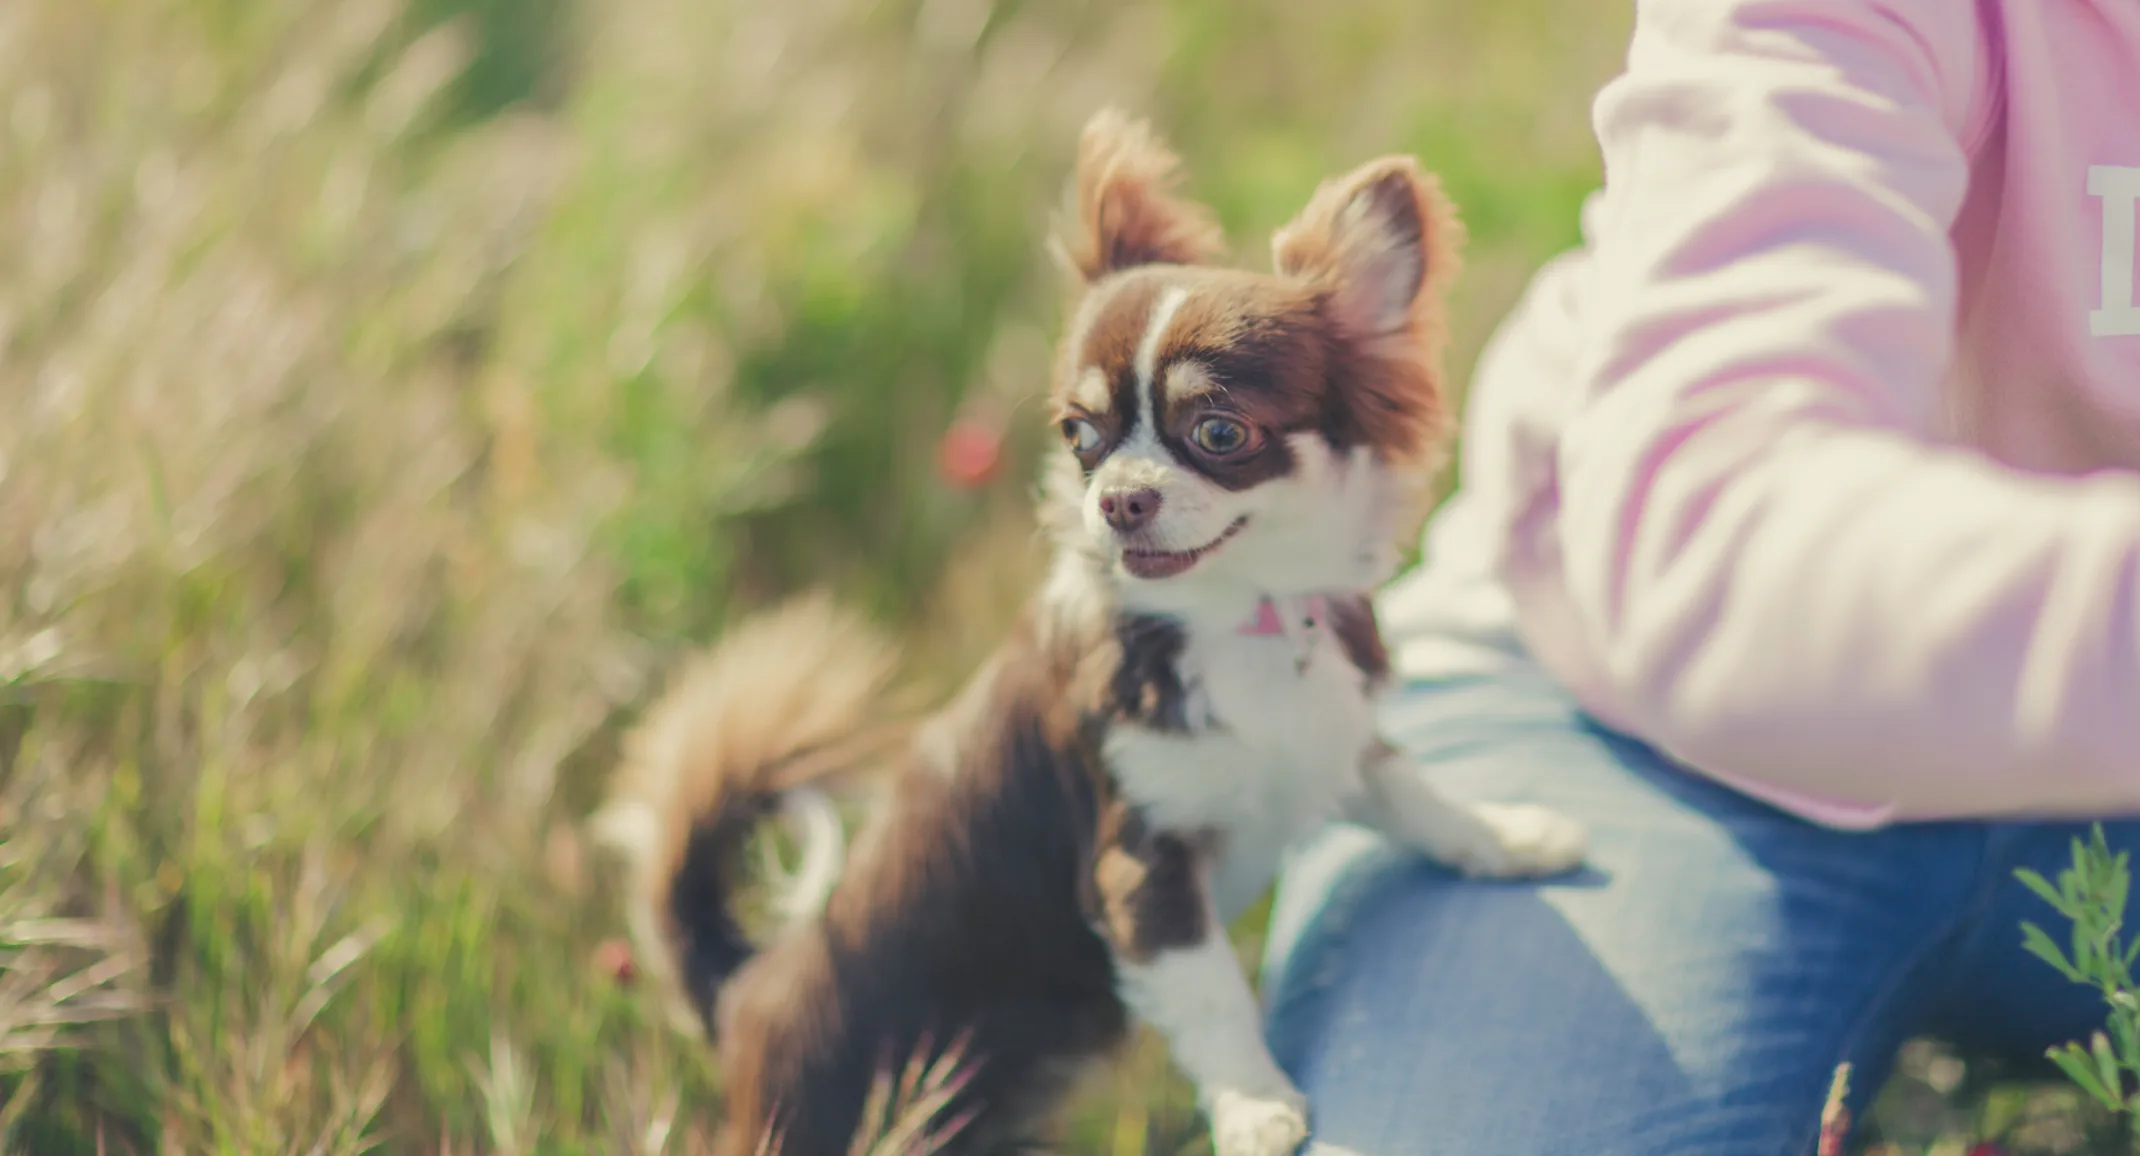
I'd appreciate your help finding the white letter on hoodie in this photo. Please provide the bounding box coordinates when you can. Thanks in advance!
[2090,165,2140,338]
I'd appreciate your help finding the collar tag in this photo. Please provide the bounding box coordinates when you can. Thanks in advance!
[1238,593,1331,672]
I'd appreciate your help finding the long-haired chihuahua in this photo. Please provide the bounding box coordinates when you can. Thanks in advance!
[597,109,1586,1156]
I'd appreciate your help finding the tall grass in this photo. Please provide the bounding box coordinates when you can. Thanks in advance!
[0,0,1632,1150]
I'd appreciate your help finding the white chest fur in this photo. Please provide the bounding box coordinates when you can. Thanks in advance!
[1102,609,1381,922]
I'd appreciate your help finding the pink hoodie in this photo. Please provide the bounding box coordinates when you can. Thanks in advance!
[1378,0,2140,827]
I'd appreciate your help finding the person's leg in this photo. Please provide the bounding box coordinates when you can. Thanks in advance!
[1261,668,1997,1156]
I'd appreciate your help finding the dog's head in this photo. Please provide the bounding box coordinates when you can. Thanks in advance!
[1042,110,1461,614]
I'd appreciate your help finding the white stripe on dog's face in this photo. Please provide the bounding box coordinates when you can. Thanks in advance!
[1133,285,1191,437]
[1085,282,1205,562]
[1095,284,1193,496]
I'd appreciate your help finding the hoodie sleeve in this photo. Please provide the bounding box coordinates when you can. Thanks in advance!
[1549,0,2140,820]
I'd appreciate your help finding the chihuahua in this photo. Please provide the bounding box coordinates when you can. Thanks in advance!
[598,110,1586,1156]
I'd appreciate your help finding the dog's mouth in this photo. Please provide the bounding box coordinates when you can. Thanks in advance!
[1119,516,1249,580]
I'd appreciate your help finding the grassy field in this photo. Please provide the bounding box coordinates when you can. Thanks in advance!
[0,0,2118,1151]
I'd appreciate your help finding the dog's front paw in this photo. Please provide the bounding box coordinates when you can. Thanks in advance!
[1208,1086,1309,1156]
[1462,802,1587,879]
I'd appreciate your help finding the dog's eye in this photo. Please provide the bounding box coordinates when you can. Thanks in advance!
[1061,417,1102,454]
[1191,416,1250,456]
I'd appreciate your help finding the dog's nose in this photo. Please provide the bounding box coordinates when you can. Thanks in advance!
[1098,487,1162,533]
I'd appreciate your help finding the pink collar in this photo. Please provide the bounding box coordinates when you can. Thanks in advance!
[1237,593,1332,637]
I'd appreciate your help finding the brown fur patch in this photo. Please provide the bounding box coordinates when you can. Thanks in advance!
[1093,802,1211,963]
[1328,594,1391,689]
[1151,276,1331,489]
[1107,612,1193,731]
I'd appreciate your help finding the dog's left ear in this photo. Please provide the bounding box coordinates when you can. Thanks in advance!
[1274,156,1463,470]
[1271,157,1461,364]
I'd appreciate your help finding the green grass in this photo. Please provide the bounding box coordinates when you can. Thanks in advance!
[0,0,2104,1151]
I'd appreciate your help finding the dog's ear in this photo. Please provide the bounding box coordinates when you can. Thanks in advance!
[1054,109,1226,284]
[1271,157,1461,365]
[1275,157,1464,469]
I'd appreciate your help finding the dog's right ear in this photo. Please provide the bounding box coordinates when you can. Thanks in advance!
[1052,109,1225,285]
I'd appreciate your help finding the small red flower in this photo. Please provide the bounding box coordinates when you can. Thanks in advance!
[937,415,1003,490]
[1966,1145,2012,1156]
[594,938,637,985]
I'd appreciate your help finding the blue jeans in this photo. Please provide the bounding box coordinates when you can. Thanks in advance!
[1259,663,2131,1155]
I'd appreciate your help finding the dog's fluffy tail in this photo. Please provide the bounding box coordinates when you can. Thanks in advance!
[593,593,904,1034]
